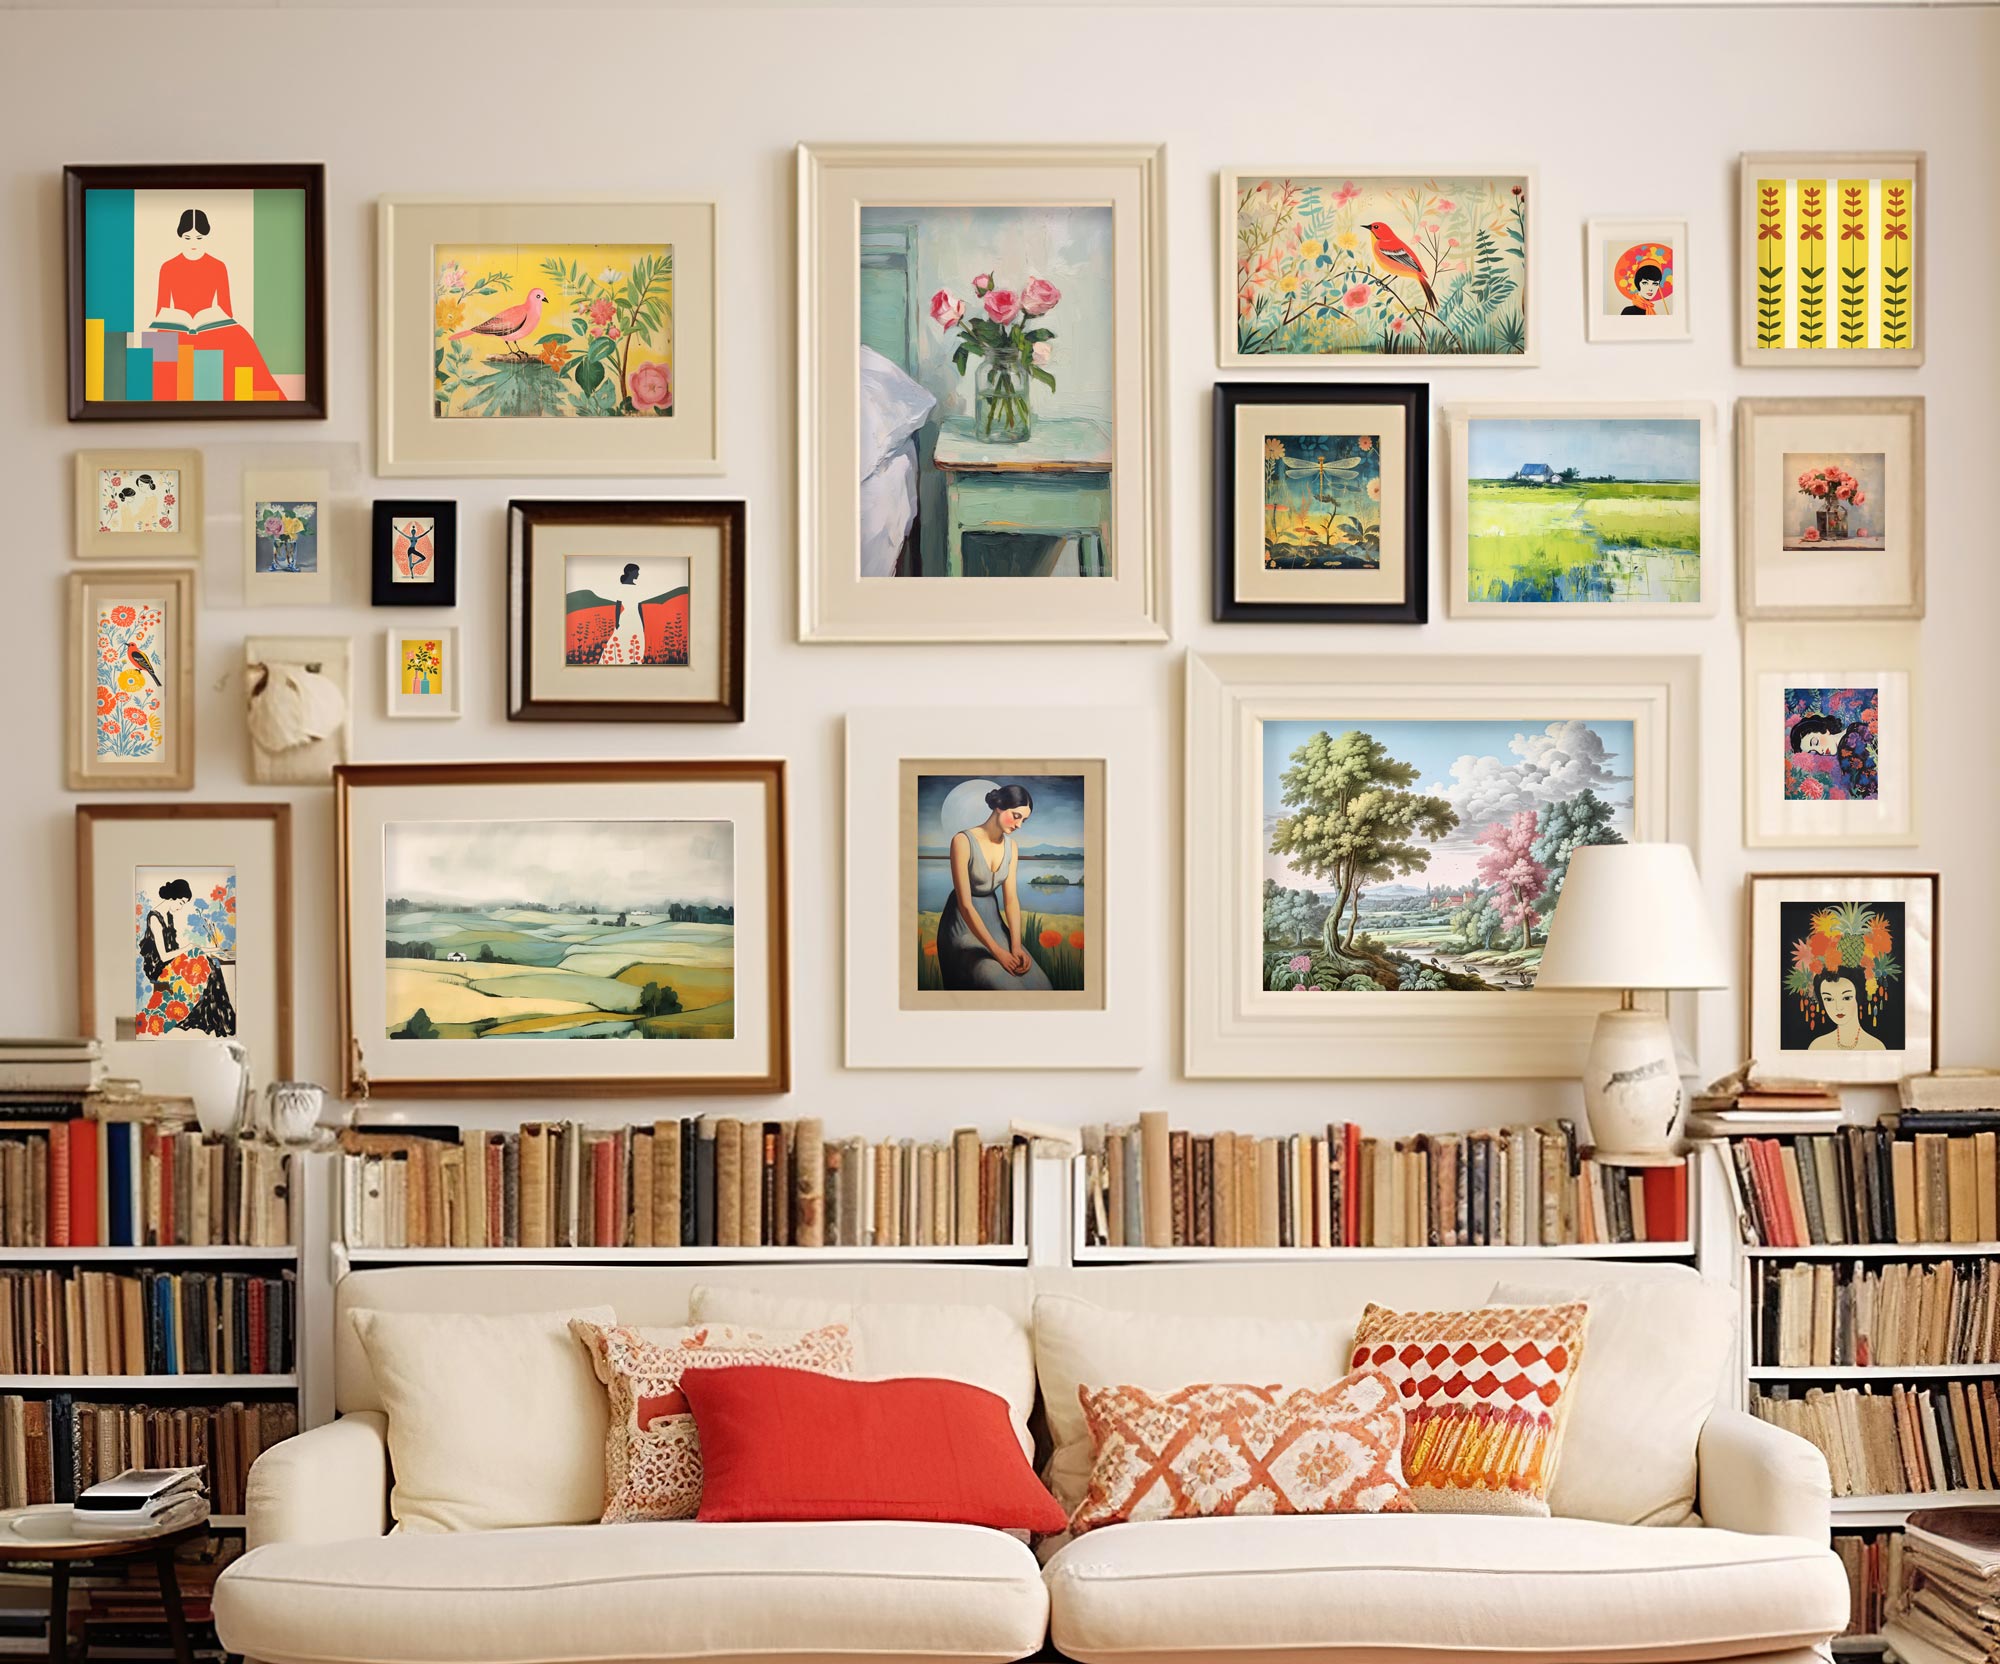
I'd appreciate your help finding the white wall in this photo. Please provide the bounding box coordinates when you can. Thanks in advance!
[4,4,1993,1139]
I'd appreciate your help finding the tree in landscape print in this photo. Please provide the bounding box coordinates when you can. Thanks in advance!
[1529,789,1625,914]
[1474,811,1548,952]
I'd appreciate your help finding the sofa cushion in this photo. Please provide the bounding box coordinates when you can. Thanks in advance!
[349,1305,615,1534]
[1036,1294,1349,1513]
[1490,1272,1737,1527]
[215,1518,1049,1664]
[1043,1513,1850,1663]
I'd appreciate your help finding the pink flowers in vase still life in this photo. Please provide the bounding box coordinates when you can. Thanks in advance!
[930,271,1060,443]
[1783,452,1885,551]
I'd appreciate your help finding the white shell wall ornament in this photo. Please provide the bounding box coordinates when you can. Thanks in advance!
[243,636,353,784]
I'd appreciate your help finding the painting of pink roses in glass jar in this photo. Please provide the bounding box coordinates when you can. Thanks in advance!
[433,242,672,418]
[1783,451,1885,551]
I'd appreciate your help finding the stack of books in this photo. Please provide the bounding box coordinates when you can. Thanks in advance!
[1686,1067,1842,1140]
[1077,1114,1689,1251]
[339,1120,1023,1251]
[0,1038,100,1099]
[1887,1506,2000,1662]
[0,1397,295,1513]
[0,1267,294,1376]
[1726,1129,2000,1248]
[1754,1257,2000,1370]
[1751,1381,2000,1499]
[0,1109,292,1249]
[1833,1529,1907,1641]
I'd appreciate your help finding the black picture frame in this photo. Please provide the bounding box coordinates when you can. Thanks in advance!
[64,163,328,423]
[508,498,747,724]
[371,500,459,607]
[1212,380,1429,624]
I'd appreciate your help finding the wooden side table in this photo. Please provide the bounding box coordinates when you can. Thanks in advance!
[931,416,1113,578]
[0,1506,205,1664]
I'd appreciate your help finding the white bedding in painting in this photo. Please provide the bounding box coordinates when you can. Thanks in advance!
[861,437,920,578]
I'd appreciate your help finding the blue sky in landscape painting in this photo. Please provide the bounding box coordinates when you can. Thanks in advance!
[917,773,1086,854]
[1260,718,1635,890]
[1468,417,1701,481]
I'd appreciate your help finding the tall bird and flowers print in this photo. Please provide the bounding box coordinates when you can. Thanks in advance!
[434,243,673,418]
[1232,175,1530,361]
[94,600,166,764]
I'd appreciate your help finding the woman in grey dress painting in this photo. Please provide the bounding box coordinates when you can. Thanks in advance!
[936,784,1053,991]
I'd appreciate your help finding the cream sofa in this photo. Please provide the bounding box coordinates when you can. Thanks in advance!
[215,1258,1848,1664]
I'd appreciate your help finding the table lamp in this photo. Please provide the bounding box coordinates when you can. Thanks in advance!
[1534,842,1730,1161]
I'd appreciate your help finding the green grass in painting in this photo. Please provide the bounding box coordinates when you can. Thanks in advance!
[1466,482,1700,605]
[913,910,1085,992]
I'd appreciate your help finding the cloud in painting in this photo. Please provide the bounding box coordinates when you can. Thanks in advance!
[385,819,734,909]
[1431,719,1630,845]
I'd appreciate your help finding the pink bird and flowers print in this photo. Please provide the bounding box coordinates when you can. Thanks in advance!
[433,242,673,418]
[1227,173,1533,364]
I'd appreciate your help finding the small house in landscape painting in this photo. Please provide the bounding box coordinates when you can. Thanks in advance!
[1514,463,1555,484]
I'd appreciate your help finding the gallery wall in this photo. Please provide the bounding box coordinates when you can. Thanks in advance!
[3,3,1993,1137]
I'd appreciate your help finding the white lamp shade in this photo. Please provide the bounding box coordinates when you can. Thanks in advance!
[1534,842,1730,992]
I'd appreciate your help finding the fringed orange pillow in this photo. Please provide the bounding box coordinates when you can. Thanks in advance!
[1348,1301,1589,1517]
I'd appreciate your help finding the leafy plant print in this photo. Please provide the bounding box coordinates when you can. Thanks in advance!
[95,601,166,762]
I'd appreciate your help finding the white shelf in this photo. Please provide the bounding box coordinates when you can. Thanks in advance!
[1832,1490,2000,1527]
[1751,1362,2000,1382]
[1745,1242,2000,1259]
[1073,1240,1695,1263]
[0,1245,298,1264]
[342,1243,1028,1266]
[0,1374,296,1391]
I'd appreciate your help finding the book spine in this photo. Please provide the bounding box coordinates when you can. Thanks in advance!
[795,1118,825,1248]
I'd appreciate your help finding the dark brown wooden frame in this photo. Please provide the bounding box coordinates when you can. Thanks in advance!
[335,760,789,1098]
[1743,870,1940,1070]
[76,803,295,1076]
[1212,380,1428,624]
[64,163,329,422]
[508,499,747,723]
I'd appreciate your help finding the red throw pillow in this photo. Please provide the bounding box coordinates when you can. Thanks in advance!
[681,1365,1067,1533]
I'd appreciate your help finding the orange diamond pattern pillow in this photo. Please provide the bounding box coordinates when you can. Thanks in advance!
[1068,1367,1415,1535]
[571,1320,852,1523]
[1349,1301,1589,1518]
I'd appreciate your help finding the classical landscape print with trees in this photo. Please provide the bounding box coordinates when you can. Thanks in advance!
[1261,717,1634,992]
[382,819,733,1041]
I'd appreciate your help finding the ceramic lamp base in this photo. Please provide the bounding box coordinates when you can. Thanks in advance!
[1578,1008,1685,1160]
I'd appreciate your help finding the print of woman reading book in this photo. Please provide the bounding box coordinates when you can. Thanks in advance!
[149,208,285,399]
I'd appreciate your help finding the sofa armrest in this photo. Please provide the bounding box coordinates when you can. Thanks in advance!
[245,1412,390,1549]
[1697,1407,1831,1542]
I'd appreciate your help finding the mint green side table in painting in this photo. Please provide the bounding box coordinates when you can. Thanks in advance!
[931,417,1112,578]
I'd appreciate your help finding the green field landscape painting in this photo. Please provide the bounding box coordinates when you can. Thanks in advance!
[1464,416,1702,606]
[382,818,734,1041]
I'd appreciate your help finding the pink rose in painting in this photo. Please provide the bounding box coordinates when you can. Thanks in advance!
[1800,528,1821,542]
[929,289,964,330]
[983,289,1022,326]
[628,362,672,411]
[1021,277,1061,316]
[972,272,995,296]
[261,515,283,536]
[1288,954,1312,975]
[1342,283,1374,310]
[162,494,174,508]
[1853,490,1866,505]
[588,297,615,328]
[1856,526,1870,539]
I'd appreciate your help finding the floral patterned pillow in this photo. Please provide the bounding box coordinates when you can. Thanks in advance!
[1068,1368,1414,1535]
[570,1320,852,1522]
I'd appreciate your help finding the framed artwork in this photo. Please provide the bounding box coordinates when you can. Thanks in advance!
[1446,403,1716,616]
[1736,397,1924,620]
[377,197,719,477]
[1745,872,1937,1084]
[385,627,462,721]
[1211,382,1427,625]
[65,164,327,421]
[798,143,1168,643]
[74,450,202,560]
[242,468,331,605]
[1585,218,1689,344]
[1743,622,1917,849]
[508,498,745,724]
[1740,152,1924,366]
[1185,651,1698,1080]
[371,500,458,606]
[335,761,789,1098]
[66,568,195,791]
[75,804,293,1091]
[1221,170,1536,367]
[846,706,1157,1069]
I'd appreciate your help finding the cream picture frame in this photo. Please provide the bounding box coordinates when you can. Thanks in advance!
[798,143,1169,643]
[242,467,332,606]
[384,625,462,721]
[1185,651,1699,1080]
[73,449,202,560]
[377,196,720,477]
[67,567,195,792]
[1584,218,1690,344]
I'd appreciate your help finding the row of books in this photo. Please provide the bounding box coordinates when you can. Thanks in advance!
[0,1115,293,1248]
[0,1393,295,1515]
[1077,1116,1689,1250]
[1832,1530,1907,1640]
[1752,1381,2000,1499]
[0,1269,294,1377]
[1724,1130,2000,1248]
[1754,1257,2000,1370]
[338,1121,1024,1250]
